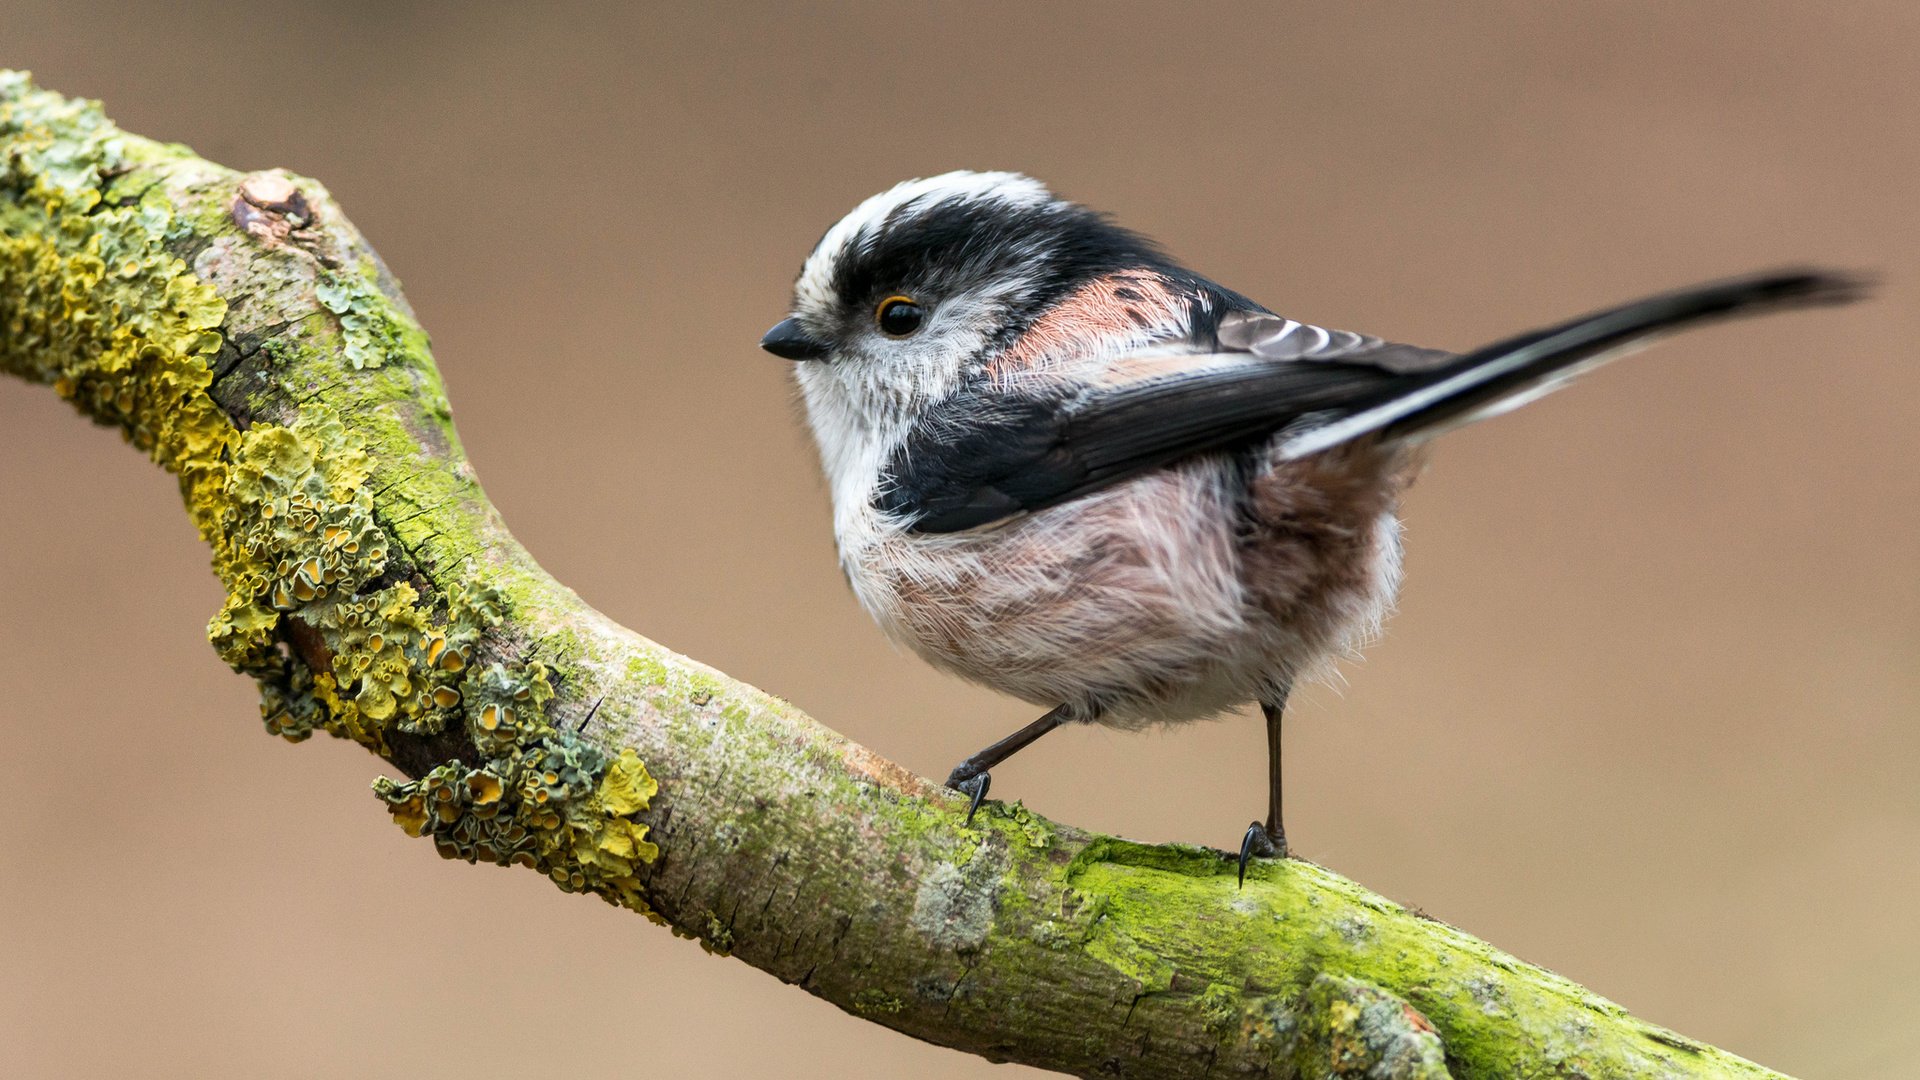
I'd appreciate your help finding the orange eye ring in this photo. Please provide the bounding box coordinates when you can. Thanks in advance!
[875,295,926,337]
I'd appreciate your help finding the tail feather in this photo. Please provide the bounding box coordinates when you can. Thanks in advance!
[1278,269,1869,461]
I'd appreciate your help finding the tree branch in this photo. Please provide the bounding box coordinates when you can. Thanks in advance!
[0,71,1793,1079]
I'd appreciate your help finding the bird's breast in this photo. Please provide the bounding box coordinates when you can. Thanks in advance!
[835,441,1412,725]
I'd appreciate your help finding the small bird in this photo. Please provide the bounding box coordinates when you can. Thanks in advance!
[761,171,1860,882]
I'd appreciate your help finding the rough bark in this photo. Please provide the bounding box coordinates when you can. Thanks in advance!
[0,71,1795,1079]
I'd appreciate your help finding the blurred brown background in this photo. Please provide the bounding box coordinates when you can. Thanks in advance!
[2,3,1915,1077]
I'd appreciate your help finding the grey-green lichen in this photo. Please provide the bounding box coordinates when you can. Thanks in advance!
[1300,974,1451,1079]
[315,266,410,370]
[910,849,1006,952]
[0,70,661,914]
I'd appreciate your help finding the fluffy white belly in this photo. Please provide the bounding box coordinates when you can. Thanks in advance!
[840,447,1406,729]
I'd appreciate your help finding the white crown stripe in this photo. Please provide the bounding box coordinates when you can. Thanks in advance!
[795,172,1053,311]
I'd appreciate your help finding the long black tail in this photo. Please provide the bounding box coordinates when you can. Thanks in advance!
[1278,269,1867,460]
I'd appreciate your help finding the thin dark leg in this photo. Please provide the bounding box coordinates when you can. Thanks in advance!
[1239,685,1292,886]
[1263,689,1288,846]
[945,703,1075,825]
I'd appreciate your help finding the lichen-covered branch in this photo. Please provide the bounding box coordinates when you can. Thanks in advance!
[0,71,1795,1079]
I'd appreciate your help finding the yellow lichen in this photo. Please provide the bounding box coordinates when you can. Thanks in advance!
[373,745,661,915]
[463,660,554,755]
[206,411,506,751]
[210,413,387,675]
[0,72,235,545]
[3,70,661,916]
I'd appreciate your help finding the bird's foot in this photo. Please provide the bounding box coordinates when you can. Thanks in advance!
[944,763,992,826]
[1237,821,1288,887]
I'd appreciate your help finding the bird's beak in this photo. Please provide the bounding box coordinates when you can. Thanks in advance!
[760,317,830,361]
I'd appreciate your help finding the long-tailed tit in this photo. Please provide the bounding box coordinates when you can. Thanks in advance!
[762,171,1861,882]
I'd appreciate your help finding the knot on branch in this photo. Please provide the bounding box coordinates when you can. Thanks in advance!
[1302,974,1450,1079]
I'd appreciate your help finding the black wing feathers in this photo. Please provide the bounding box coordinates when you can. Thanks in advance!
[876,394,1067,532]
[879,269,1864,534]
[878,361,1402,532]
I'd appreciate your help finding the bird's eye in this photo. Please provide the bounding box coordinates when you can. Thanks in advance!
[875,295,925,337]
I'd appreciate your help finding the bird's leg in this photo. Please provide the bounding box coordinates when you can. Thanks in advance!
[945,703,1076,825]
[1239,686,1292,886]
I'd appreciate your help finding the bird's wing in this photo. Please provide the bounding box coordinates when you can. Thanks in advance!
[874,336,1428,533]
[876,270,1861,534]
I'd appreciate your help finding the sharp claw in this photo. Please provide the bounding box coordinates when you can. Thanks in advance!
[963,771,991,826]
[1238,822,1263,888]
[1237,821,1286,887]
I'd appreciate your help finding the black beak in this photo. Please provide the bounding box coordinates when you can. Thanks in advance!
[760,317,830,361]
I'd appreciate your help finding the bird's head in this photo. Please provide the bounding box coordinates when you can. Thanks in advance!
[764,172,1186,438]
